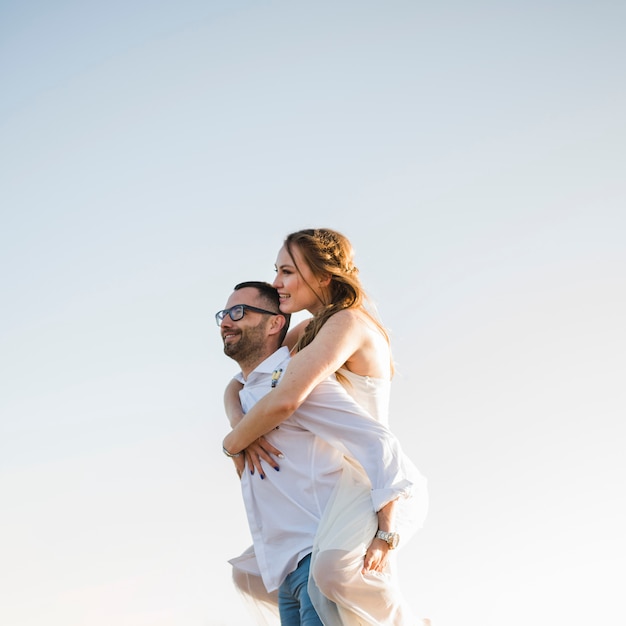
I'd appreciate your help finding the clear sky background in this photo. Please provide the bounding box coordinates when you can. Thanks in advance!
[1,2,624,625]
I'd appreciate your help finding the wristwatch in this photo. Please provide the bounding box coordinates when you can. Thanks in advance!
[375,530,400,550]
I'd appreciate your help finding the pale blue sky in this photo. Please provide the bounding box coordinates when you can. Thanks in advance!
[1,2,624,625]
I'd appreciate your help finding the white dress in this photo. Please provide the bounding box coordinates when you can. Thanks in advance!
[231,368,428,625]
[307,368,428,625]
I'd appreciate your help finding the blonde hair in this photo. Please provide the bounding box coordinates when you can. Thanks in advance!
[284,228,391,356]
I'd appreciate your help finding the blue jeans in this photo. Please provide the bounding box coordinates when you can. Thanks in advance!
[278,553,323,626]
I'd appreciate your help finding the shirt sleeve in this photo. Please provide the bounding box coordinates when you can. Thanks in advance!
[290,376,415,512]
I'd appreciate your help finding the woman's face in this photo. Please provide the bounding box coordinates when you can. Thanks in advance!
[272,243,325,315]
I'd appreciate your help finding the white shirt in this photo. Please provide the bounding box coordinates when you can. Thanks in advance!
[232,347,414,592]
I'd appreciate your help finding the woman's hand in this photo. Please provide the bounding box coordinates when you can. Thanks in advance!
[362,537,390,574]
[232,453,246,478]
[244,436,284,479]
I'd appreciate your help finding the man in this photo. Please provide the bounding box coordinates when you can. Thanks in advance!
[217,281,425,625]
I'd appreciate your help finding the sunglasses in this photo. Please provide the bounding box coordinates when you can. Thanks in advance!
[215,304,280,326]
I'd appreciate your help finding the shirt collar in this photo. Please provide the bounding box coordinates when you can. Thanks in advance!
[234,346,291,385]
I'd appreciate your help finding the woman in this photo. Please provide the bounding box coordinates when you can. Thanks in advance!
[223,228,428,625]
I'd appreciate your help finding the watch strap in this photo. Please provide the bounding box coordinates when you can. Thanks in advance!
[375,530,399,549]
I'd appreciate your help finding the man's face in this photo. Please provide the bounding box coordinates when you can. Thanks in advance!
[219,288,274,363]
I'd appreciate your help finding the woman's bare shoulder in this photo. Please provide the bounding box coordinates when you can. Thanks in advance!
[334,309,391,377]
[316,308,381,352]
[324,307,364,328]
[326,307,383,333]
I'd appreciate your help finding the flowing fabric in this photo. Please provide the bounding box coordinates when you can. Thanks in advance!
[230,368,428,625]
[307,369,428,625]
[230,545,280,625]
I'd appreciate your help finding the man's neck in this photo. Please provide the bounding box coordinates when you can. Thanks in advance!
[237,347,280,380]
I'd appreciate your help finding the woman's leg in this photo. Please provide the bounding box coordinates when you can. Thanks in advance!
[311,547,419,626]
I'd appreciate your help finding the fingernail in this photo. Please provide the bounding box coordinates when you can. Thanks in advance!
[274,466,280,471]
[260,475,264,480]
[277,453,285,459]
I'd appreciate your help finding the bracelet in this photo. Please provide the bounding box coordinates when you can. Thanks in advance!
[222,445,242,458]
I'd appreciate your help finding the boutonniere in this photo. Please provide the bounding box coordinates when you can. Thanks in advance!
[271,368,283,388]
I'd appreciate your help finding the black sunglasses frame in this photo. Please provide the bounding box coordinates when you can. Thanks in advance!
[215,304,280,326]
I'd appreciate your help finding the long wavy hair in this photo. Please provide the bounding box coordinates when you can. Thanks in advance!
[284,228,392,359]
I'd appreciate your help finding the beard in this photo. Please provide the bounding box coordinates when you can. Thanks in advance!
[223,323,267,365]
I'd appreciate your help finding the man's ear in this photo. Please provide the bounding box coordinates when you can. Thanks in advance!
[268,313,287,337]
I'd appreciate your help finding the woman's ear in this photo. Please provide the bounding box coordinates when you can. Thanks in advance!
[318,274,331,287]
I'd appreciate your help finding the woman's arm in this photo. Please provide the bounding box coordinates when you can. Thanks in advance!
[222,310,365,455]
[224,378,244,427]
[222,318,310,476]
[223,377,283,478]
[363,499,398,573]
[223,379,246,477]
[223,317,311,426]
